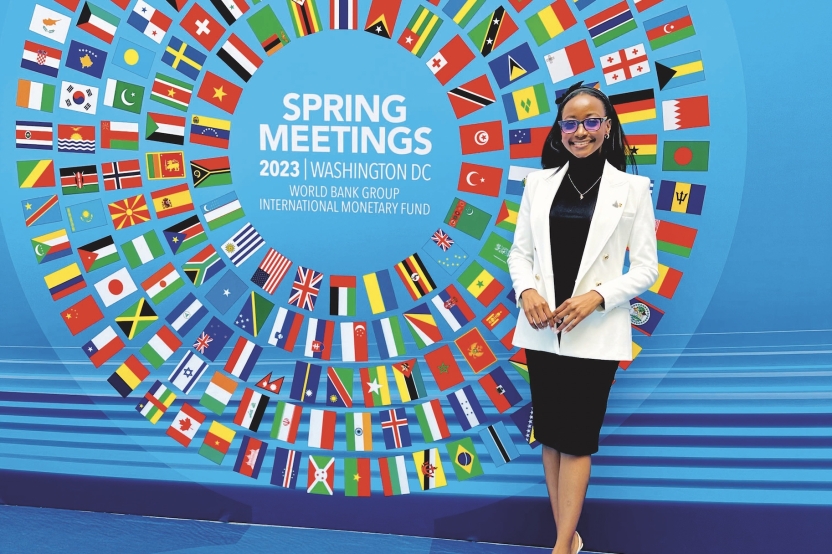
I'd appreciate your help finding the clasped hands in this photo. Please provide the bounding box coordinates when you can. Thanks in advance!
[520,288,604,333]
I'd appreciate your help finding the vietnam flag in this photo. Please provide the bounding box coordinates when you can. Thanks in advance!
[426,35,475,86]
[459,120,504,155]
[196,71,243,115]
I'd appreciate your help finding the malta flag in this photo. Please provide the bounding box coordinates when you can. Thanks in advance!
[340,321,368,362]
[662,95,710,130]
[166,402,205,447]
[426,35,475,86]
[459,120,504,154]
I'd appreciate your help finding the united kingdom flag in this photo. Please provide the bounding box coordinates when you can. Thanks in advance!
[431,229,454,252]
[288,266,324,311]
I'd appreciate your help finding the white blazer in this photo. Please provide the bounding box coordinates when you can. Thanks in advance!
[507,161,659,361]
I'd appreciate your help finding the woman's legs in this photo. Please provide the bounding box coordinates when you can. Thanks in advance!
[543,445,591,554]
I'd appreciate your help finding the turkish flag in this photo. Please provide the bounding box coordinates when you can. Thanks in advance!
[457,162,503,197]
[197,71,243,115]
[180,3,226,51]
[60,295,104,336]
[427,35,475,86]
[424,345,464,391]
[459,120,504,155]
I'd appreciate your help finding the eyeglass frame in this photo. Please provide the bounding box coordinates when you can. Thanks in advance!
[558,117,610,134]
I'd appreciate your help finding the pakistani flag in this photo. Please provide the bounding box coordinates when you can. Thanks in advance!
[104,78,144,114]
[122,230,164,268]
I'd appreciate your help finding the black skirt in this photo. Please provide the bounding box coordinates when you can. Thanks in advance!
[526,349,618,456]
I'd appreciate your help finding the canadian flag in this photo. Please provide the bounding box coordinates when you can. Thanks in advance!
[426,35,475,86]
[600,43,650,85]
[166,403,205,447]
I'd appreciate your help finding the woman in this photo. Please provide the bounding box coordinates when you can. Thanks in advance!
[507,83,658,554]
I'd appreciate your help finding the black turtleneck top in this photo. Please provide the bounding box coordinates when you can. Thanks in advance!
[549,150,605,311]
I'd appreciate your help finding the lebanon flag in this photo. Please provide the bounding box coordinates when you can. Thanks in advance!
[340,321,369,362]
[166,402,205,446]
[459,120,504,155]
[662,95,710,130]
[426,35,476,86]
[457,162,503,197]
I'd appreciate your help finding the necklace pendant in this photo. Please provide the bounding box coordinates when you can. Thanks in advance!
[579,193,584,200]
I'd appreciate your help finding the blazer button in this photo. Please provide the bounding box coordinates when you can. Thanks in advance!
[603,254,609,260]
[596,282,602,286]
[535,274,541,281]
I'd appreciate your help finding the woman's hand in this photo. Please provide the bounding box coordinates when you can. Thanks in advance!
[553,291,605,333]
[520,289,554,329]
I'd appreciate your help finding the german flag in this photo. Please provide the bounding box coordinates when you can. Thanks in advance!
[610,89,656,124]
[364,0,402,38]
[108,194,150,229]
[395,253,436,300]
[624,134,657,165]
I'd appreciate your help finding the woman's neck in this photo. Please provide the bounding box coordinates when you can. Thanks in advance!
[566,149,605,181]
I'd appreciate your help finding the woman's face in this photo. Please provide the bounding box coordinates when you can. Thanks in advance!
[560,93,612,158]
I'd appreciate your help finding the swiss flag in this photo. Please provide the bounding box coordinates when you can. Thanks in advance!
[457,162,503,197]
[60,295,104,336]
[197,71,243,114]
[459,120,504,155]
[181,3,226,51]
[426,35,476,86]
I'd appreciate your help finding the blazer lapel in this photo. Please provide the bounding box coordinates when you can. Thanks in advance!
[530,165,567,276]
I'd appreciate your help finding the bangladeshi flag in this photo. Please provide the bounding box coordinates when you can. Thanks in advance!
[662,140,709,171]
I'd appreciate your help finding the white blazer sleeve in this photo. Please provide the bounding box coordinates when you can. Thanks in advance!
[594,179,659,312]
[507,176,538,308]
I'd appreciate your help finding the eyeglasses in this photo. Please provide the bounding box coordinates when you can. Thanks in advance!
[558,117,609,134]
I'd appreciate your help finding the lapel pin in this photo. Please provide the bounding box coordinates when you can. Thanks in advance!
[613,201,623,208]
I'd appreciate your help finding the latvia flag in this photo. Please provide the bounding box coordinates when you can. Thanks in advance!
[426,35,475,86]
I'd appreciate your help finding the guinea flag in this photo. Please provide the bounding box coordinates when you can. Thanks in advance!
[662,141,709,171]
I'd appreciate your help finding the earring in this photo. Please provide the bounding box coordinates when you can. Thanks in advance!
[605,134,609,139]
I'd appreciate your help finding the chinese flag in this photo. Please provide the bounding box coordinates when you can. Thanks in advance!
[61,295,104,336]
[180,3,226,51]
[424,345,464,391]
[454,327,497,373]
[197,72,243,115]
[457,162,503,197]
[459,120,504,155]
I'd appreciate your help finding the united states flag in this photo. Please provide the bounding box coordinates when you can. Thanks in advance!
[288,266,323,311]
[251,248,292,294]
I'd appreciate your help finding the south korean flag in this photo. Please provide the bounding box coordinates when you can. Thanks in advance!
[60,81,98,115]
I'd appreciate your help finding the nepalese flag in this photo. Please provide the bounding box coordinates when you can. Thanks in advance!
[290,360,322,403]
[251,247,292,295]
[234,435,268,479]
[394,253,436,301]
[268,307,304,351]
[223,336,262,381]
[221,223,265,267]
[136,380,176,424]
[307,455,335,495]
[255,372,284,395]
[601,43,650,86]
[380,407,412,449]
[330,0,357,30]
[448,385,487,430]
[340,321,369,362]
[288,266,323,311]
[392,359,427,403]
[403,303,442,349]
[379,455,410,496]
[234,388,270,432]
[482,303,517,350]
[479,421,520,466]
[304,318,335,360]
[271,401,302,443]
[431,284,475,332]
[166,402,205,447]
[630,297,665,336]
[412,448,446,490]
[167,350,208,394]
[199,420,236,464]
[128,1,172,44]
[479,366,522,413]
[326,367,353,408]
[270,447,301,489]
[194,317,232,362]
[307,408,337,450]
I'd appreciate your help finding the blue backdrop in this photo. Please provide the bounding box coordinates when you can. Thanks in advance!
[0,1,829,553]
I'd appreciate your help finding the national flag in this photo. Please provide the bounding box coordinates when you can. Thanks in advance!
[162,36,206,80]
[307,455,335,494]
[146,151,186,180]
[600,43,650,86]
[380,407,411,449]
[325,275,356,316]
[644,6,695,50]
[190,157,231,189]
[288,266,323,311]
[108,194,150,230]
[395,253,435,300]
[140,325,181,368]
[442,0,485,27]
[194,317,232,361]
[422,229,468,274]
[166,292,209,335]
[77,2,120,44]
[234,388,269,432]
[455,327,497,373]
[495,200,520,233]
[624,134,657,164]
[108,355,150,397]
[479,232,512,273]
[307,408,336,450]
[16,121,54,151]
[479,366,522,412]
[619,341,643,370]
[392,359,427,402]
[345,412,372,452]
[304,318,335,360]
[166,403,205,446]
[648,263,683,298]
[65,40,107,79]
[656,180,706,215]
[663,140,709,171]
[101,159,141,190]
[363,269,398,314]
[115,297,157,339]
[360,366,391,407]
[164,215,207,254]
[61,295,104,336]
[630,297,665,336]
[584,0,635,47]
[222,223,265,266]
[655,50,704,90]
[468,6,517,56]
[330,0,357,30]
[168,350,208,394]
[59,165,98,195]
[218,34,262,82]
[610,89,656,124]
[100,121,139,151]
[271,401,302,443]
[181,245,224,288]
[448,385,487,430]
[30,4,71,44]
[325,366,353,408]
[414,398,450,442]
[137,380,176,423]
[364,0,401,38]
[234,435,267,479]
[372,316,406,359]
[202,192,244,232]
[479,421,519,465]
[103,79,144,114]
[447,75,495,119]
[403,303,442,349]
[662,95,710,130]
[424,344,464,390]
[397,6,442,57]
[82,325,124,367]
[426,35,475,85]
[21,41,62,78]
[506,165,535,195]
[246,248,290,295]
[459,120,504,155]
[190,114,231,149]
[268,307,304,350]
[446,437,483,480]
[65,199,107,232]
[128,1,171,43]
[502,83,550,123]
[379,456,410,496]
[16,79,55,112]
[112,38,154,78]
[246,5,291,56]
[271,447,301,488]
[509,126,549,159]
[199,420,235,464]
[59,80,98,115]
[288,0,323,37]
[431,284,475,331]
[235,291,274,337]
[443,197,491,239]
[150,184,193,220]
[458,261,504,305]
[150,73,193,111]
[290,361,322,403]
[482,303,517,349]
[340,322,369,362]
[656,219,697,257]
[200,371,238,415]
[93,267,137,306]
[412,448,446,490]
[121,231,163,270]
[344,458,371,497]
[210,0,250,25]
[487,42,538,89]
[197,72,242,115]
[205,268,246,312]
[181,3,225,51]
[526,0,577,46]
[146,112,185,144]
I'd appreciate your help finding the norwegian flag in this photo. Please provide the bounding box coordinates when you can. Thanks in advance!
[600,43,651,86]
[193,332,212,354]
[252,247,292,295]
[431,229,454,252]
[288,266,323,311]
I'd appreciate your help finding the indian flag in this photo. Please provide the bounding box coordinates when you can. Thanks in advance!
[345,412,372,452]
